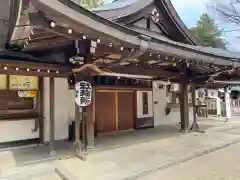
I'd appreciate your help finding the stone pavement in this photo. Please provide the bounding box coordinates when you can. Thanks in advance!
[1,119,240,180]
[59,131,240,180]
[135,143,240,180]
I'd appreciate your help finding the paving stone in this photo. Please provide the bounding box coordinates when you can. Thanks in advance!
[136,143,240,180]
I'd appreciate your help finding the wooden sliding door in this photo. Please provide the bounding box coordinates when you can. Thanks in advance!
[95,89,136,134]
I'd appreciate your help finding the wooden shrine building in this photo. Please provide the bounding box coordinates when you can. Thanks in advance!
[1,0,240,156]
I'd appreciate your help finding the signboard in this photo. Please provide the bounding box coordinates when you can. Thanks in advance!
[18,91,37,98]
[69,56,85,65]
[197,88,206,105]
[9,75,38,90]
[0,74,7,89]
[75,81,92,107]
[170,83,179,92]
[207,89,218,99]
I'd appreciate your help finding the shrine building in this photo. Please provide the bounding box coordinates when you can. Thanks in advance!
[0,0,239,154]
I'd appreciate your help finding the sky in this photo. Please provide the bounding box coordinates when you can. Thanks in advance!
[103,0,206,28]
[103,0,240,51]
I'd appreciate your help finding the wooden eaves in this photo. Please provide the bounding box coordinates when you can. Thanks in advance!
[9,0,240,83]
[0,49,71,77]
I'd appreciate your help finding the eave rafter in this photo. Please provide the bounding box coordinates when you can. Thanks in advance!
[0,59,70,77]
[10,0,240,84]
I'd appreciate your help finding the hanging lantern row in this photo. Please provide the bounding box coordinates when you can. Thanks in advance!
[47,21,236,72]
[2,66,60,74]
[48,21,192,65]
[48,21,191,59]
[48,21,126,52]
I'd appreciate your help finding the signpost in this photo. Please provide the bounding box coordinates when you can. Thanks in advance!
[74,80,92,160]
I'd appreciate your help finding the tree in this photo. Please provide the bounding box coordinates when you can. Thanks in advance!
[211,0,240,25]
[190,13,226,49]
[71,0,103,9]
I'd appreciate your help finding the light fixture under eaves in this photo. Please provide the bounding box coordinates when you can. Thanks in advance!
[50,22,56,28]
[68,29,72,34]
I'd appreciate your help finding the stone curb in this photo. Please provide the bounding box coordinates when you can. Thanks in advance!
[55,165,81,180]
[117,138,240,180]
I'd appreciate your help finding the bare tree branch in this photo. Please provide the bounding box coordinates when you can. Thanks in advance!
[212,0,240,25]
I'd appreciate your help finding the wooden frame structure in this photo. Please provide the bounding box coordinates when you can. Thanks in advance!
[1,0,240,158]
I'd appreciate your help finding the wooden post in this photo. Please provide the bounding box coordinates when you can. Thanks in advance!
[189,83,204,133]
[192,83,197,124]
[224,87,231,122]
[74,74,88,160]
[81,106,87,151]
[38,77,44,144]
[75,103,83,157]
[179,80,189,132]
[49,77,56,156]
[87,87,95,149]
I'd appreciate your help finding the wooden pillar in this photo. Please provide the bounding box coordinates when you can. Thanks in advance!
[189,83,203,133]
[81,106,87,151]
[38,77,44,144]
[179,80,189,131]
[87,87,95,149]
[224,87,231,122]
[49,77,56,156]
[192,83,197,124]
[75,103,82,155]
[74,74,88,160]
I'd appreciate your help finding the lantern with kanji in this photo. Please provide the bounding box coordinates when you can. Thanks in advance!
[75,81,92,107]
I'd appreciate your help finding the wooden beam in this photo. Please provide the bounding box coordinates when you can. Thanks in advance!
[214,80,240,85]
[26,36,69,47]
[38,77,44,143]
[49,77,56,156]
[29,34,59,43]
[23,41,71,51]
[179,66,189,132]
[179,81,189,131]
[0,59,70,71]
[28,12,81,39]
[0,69,69,77]
[94,44,129,56]
[30,29,55,38]
[108,66,180,78]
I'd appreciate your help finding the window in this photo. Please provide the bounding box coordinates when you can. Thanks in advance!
[142,92,149,115]
[0,75,39,120]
